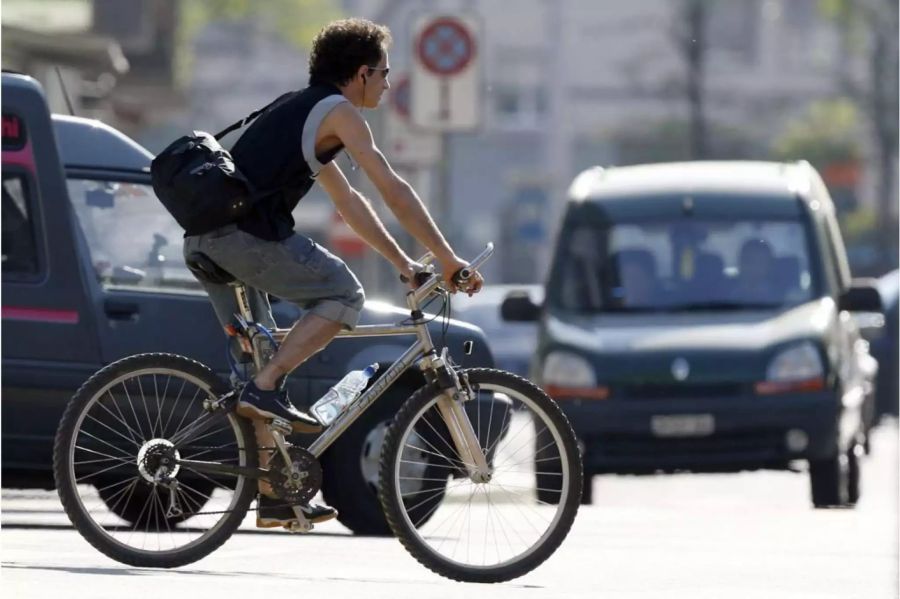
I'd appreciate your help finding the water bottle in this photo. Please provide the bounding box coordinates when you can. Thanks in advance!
[311,363,379,426]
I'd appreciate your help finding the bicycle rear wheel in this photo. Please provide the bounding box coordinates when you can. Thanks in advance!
[53,353,257,568]
[379,369,582,583]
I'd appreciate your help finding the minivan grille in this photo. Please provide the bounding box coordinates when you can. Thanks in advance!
[621,383,745,400]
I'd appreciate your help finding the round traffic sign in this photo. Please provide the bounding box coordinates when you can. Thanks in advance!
[416,17,476,77]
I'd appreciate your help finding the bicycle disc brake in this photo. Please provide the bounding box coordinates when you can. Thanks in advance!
[267,446,322,505]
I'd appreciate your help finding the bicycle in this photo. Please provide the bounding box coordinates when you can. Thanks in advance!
[53,243,583,583]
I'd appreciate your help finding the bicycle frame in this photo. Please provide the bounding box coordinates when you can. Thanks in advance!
[232,244,495,467]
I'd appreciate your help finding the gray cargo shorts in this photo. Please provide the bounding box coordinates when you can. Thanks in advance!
[183,225,365,331]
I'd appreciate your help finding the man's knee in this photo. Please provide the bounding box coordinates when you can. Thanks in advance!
[346,284,365,312]
[331,262,365,311]
[307,264,364,330]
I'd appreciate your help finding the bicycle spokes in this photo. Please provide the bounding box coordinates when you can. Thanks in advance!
[60,362,255,561]
[382,370,580,579]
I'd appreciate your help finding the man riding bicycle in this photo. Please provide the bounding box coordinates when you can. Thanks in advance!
[182,18,484,528]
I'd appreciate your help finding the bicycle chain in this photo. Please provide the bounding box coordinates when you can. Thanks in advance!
[161,445,309,518]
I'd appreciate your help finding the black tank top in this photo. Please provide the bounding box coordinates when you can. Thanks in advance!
[231,83,346,241]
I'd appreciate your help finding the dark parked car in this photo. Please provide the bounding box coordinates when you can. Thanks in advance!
[1,72,495,535]
[872,270,899,419]
[503,161,881,508]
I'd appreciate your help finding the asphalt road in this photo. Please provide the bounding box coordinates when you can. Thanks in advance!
[3,421,898,599]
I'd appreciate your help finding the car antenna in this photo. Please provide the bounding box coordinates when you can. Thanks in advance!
[55,66,77,116]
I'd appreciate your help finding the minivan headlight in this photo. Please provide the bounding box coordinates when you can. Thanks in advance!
[756,341,825,395]
[766,341,824,381]
[542,351,596,387]
[541,351,608,400]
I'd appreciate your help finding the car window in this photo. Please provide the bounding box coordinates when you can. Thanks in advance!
[556,217,817,312]
[67,178,200,292]
[2,173,41,277]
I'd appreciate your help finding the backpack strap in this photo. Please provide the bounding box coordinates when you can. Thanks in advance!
[213,91,296,140]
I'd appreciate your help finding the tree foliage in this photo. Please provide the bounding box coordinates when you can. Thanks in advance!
[176,0,343,84]
[817,0,898,230]
[180,0,342,49]
[771,99,862,168]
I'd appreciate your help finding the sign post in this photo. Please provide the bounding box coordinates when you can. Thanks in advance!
[410,14,481,224]
[410,14,481,131]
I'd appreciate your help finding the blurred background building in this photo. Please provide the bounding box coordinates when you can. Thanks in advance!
[2,0,897,298]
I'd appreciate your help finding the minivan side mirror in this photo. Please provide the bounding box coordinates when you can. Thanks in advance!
[839,279,883,313]
[501,291,541,322]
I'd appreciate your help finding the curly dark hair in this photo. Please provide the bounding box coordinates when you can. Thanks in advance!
[308,18,392,86]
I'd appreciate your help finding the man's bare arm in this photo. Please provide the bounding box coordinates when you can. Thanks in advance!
[316,162,413,272]
[324,104,459,266]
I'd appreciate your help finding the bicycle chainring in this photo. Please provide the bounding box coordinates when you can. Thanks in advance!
[267,446,322,505]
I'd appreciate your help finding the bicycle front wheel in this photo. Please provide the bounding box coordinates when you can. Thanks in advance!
[53,353,257,568]
[379,369,582,583]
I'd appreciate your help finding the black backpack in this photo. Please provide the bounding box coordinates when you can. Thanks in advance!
[150,93,292,236]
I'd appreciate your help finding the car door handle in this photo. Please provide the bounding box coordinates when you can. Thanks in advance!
[104,299,140,320]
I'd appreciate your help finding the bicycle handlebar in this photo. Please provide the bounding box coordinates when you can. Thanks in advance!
[401,243,494,299]
[458,242,494,278]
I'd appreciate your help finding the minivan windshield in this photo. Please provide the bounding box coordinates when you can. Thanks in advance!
[67,178,201,292]
[553,217,817,312]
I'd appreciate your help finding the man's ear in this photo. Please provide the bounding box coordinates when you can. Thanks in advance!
[356,65,369,82]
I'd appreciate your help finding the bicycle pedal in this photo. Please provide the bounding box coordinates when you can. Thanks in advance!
[286,520,314,533]
[267,417,292,435]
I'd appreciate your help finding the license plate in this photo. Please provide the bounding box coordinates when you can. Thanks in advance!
[651,414,715,437]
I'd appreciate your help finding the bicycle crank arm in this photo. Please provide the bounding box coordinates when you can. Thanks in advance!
[177,459,268,480]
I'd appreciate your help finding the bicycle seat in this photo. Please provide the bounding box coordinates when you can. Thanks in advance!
[185,252,237,285]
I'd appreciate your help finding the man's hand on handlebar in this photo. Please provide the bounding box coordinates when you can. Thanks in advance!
[440,255,484,296]
[398,255,484,295]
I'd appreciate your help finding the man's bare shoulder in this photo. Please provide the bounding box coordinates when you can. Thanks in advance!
[321,101,374,149]
[325,101,365,129]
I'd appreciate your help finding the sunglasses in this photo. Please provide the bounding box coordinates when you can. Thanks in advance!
[366,66,390,78]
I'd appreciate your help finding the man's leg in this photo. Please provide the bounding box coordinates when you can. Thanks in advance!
[184,274,282,496]
[254,312,343,390]
[251,312,341,498]
[233,232,364,396]
[193,229,363,510]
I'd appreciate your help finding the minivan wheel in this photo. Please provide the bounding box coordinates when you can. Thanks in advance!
[581,475,594,504]
[535,431,592,504]
[809,452,850,508]
[846,442,862,505]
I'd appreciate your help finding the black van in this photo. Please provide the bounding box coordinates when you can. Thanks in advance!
[503,161,881,508]
[1,72,495,534]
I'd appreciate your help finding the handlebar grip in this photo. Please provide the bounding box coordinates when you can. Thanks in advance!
[453,267,472,284]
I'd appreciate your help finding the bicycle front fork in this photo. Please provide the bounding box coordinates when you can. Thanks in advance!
[423,349,492,483]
